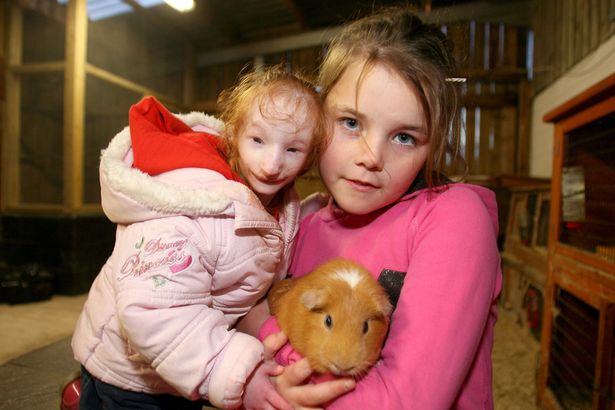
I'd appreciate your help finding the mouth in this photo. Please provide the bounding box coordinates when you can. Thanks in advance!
[252,174,284,185]
[256,178,284,186]
[345,178,378,192]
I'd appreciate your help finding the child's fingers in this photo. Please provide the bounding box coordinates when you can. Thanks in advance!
[278,358,312,386]
[265,392,294,410]
[262,331,288,359]
[291,378,356,408]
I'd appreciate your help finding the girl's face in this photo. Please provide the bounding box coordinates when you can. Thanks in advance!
[237,93,314,206]
[320,60,430,215]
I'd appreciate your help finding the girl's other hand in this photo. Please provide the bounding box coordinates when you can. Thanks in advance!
[242,332,292,410]
[273,358,356,410]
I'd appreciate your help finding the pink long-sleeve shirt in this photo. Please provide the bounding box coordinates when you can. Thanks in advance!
[288,184,502,409]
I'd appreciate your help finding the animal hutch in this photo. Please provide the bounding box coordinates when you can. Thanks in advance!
[500,178,550,340]
[537,72,615,409]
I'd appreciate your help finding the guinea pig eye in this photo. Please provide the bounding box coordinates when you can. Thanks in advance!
[363,320,369,334]
[324,314,333,329]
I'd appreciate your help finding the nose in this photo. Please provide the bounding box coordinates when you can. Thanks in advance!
[261,148,283,178]
[355,134,384,171]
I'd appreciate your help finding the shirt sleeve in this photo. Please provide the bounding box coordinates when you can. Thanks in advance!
[113,218,264,408]
[328,188,501,409]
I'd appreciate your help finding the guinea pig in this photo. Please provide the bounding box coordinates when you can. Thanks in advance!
[268,258,393,378]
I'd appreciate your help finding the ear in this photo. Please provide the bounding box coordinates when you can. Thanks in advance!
[301,288,327,311]
[268,279,295,314]
[375,292,394,317]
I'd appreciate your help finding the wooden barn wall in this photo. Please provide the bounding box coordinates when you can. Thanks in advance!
[9,6,187,208]
[533,0,615,94]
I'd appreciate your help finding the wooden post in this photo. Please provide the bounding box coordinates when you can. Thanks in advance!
[63,0,87,212]
[2,4,23,211]
[0,0,5,209]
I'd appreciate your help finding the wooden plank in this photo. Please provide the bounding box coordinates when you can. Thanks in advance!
[183,43,196,107]
[497,106,517,175]
[2,4,23,210]
[478,107,493,175]
[504,26,518,68]
[464,107,477,174]
[449,22,469,67]
[598,0,610,42]
[566,0,576,70]
[537,274,557,408]
[473,22,485,70]
[63,0,87,212]
[608,0,615,40]
[11,61,65,73]
[590,0,600,49]
[581,0,590,58]
[489,23,499,69]
[516,79,532,175]
[593,303,615,409]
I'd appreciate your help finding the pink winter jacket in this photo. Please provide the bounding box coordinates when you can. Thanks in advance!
[71,111,299,409]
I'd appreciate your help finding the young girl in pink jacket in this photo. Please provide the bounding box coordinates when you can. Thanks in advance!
[240,7,502,409]
[70,66,325,409]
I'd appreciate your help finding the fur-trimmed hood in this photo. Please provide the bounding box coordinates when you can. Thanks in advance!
[99,110,263,225]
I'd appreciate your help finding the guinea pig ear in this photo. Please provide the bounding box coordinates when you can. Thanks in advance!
[301,288,327,311]
[268,279,295,315]
[375,292,394,317]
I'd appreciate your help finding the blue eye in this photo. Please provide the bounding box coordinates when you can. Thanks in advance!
[342,118,359,131]
[393,133,416,146]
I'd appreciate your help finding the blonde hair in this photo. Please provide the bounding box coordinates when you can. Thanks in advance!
[318,7,466,189]
[218,64,326,179]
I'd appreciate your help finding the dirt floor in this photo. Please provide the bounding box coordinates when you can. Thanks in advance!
[493,307,542,410]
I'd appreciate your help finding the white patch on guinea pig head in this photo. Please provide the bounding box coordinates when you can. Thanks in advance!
[332,268,364,289]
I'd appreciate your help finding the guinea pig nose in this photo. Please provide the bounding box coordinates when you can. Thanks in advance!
[331,363,356,375]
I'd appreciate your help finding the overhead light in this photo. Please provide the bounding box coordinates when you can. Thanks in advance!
[163,0,194,12]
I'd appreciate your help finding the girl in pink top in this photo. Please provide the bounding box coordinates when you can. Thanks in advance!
[240,7,502,409]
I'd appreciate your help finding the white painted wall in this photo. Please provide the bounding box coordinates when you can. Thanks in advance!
[530,34,615,178]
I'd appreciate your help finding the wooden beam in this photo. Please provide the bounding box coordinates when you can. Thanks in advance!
[196,0,533,68]
[197,26,341,67]
[10,61,65,73]
[2,4,23,211]
[85,63,187,112]
[63,0,87,212]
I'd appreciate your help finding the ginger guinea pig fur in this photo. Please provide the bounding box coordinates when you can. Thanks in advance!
[268,258,393,378]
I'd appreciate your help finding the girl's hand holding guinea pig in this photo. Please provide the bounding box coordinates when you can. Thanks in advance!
[242,332,292,410]
[268,259,393,379]
[272,358,356,410]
